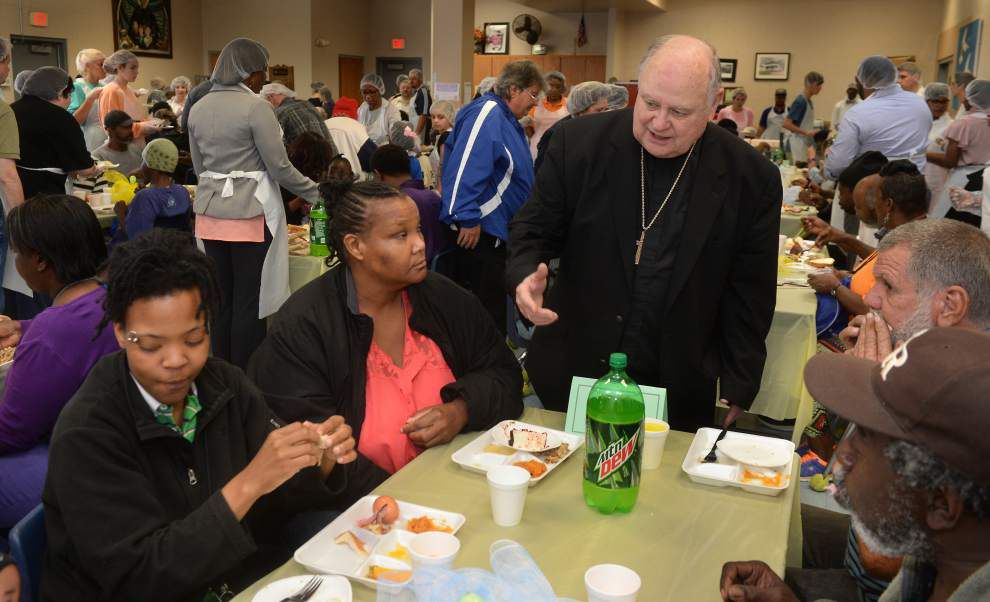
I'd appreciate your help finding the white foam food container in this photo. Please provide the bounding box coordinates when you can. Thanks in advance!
[451,420,584,486]
[681,428,796,497]
[294,496,465,593]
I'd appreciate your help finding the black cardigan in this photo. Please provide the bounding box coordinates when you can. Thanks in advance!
[248,266,524,492]
[42,353,346,601]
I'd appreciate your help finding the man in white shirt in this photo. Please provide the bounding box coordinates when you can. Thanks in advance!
[825,56,932,181]
[830,83,860,132]
[897,61,925,97]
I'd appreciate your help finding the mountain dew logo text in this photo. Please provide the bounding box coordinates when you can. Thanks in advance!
[595,430,640,481]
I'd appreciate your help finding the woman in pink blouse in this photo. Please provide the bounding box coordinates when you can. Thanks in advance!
[98,50,159,144]
[715,88,754,136]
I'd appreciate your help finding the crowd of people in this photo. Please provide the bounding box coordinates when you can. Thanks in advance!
[0,27,987,602]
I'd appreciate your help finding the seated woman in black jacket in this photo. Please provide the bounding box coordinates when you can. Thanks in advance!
[249,180,523,496]
[42,230,358,601]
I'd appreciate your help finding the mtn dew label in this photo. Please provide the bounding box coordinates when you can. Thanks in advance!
[586,418,642,488]
[582,353,645,514]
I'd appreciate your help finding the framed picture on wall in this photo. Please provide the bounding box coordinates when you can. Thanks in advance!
[720,59,737,83]
[955,20,982,74]
[754,52,790,80]
[111,0,173,58]
[483,23,509,55]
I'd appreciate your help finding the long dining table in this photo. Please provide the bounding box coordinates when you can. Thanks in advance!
[233,408,801,602]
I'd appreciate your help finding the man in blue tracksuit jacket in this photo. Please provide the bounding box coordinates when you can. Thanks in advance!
[440,61,544,333]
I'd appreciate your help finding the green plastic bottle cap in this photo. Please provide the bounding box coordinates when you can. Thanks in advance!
[609,352,628,368]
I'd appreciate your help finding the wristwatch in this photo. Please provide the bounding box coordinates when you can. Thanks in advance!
[829,285,839,297]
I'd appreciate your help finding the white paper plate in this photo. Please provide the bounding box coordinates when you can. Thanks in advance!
[451,420,584,485]
[716,438,793,468]
[251,575,351,602]
[294,496,465,593]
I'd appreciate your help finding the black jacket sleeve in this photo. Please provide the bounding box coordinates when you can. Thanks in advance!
[248,312,389,506]
[47,427,257,600]
[717,171,782,408]
[506,121,572,294]
[432,280,524,431]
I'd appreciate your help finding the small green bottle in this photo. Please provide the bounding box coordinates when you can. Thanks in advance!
[309,202,329,257]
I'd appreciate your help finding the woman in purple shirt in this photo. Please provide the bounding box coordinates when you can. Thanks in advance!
[0,195,119,529]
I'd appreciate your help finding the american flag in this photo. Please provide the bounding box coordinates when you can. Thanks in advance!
[576,15,588,48]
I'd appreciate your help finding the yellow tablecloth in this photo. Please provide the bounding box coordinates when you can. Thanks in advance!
[779,207,816,237]
[288,254,335,293]
[233,408,801,602]
[749,286,818,433]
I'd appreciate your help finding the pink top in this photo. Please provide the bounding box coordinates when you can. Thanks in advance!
[195,214,265,242]
[715,106,754,135]
[944,112,990,165]
[358,292,456,474]
[99,81,149,142]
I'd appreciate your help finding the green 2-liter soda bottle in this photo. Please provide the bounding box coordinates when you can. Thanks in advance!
[583,352,646,514]
[309,201,329,257]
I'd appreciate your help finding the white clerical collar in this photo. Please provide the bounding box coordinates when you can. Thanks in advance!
[131,373,197,415]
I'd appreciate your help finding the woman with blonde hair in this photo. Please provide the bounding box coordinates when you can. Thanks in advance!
[67,48,107,151]
[98,50,159,145]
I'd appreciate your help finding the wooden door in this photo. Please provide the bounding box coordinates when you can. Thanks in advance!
[559,55,586,86]
[338,55,364,101]
[473,55,493,86]
[491,55,513,77]
[542,55,561,75]
[584,56,607,83]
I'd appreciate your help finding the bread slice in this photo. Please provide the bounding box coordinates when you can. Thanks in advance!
[334,530,369,557]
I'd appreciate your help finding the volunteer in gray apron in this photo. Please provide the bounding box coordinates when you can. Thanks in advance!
[784,72,825,164]
[186,38,321,369]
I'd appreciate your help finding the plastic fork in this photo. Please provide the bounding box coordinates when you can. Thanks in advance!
[702,427,728,463]
[278,576,322,602]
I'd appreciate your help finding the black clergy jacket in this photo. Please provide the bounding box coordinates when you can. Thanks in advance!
[506,109,782,428]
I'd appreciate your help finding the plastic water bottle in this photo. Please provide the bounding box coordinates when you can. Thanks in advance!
[583,352,645,514]
[309,201,329,257]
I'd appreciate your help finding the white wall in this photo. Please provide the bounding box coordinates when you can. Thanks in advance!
[201,0,313,94]
[311,1,372,98]
[613,0,944,113]
[474,0,608,56]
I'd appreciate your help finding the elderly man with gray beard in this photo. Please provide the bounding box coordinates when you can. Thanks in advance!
[720,327,990,602]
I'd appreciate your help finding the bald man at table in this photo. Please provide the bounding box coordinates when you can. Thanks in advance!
[507,35,782,432]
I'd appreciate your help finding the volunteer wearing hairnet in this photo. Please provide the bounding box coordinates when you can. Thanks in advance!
[534,81,611,173]
[99,50,159,146]
[607,83,629,111]
[67,49,109,152]
[529,70,569,160]
[11,67,98,200]
[927,79,990,226]
[825,55,931,181]
[358,73,402,146]
[9,67,100,319]
[186,37,321,369]
[921,82,953,207]
[12,70,31,97]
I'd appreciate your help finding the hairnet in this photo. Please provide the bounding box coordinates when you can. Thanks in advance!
[13,70,33,95]
[170,76,192,91]
[477,77,497,96]
[964,79,990,111]
[211,38,269,85]
[924,82,950,102]
[21,66,72,101]
[103,50,138,74]
[75,48,105,73]
[260,82,295,100]
[361,73,386,95]
[856,55,897,90]
[566,81,610,114]
[149,77,166,90]
[607,84,629,110]
[0,37,11,63]
[183,38,269,130]
[545,70,566,87]
[429,99,456,124]
[389,121,418,152]
[396,74,409,88]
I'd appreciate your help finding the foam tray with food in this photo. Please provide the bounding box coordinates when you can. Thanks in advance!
[680,428,796,497]
[450,420,583,485]
[293,495,465,593]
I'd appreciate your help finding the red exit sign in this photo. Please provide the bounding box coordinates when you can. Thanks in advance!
[391,38,405,50]
[30,11,48,27]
